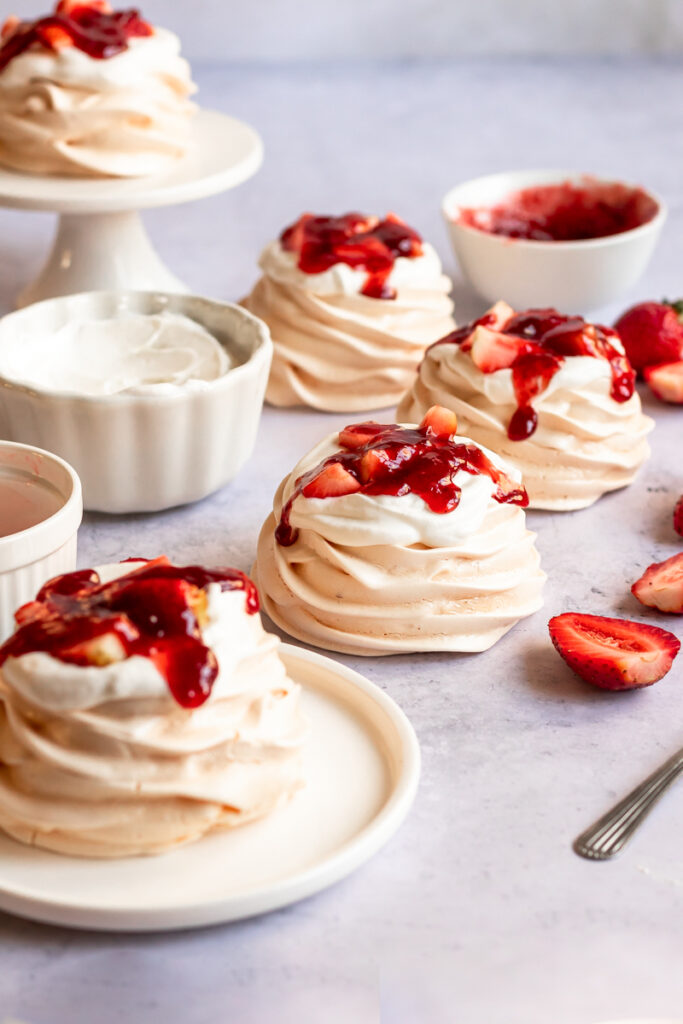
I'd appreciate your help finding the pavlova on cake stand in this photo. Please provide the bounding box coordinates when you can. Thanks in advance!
[0,109,262,308]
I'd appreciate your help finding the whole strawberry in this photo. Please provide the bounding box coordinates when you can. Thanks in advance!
[614,300,683,375]
[675,496,683,537]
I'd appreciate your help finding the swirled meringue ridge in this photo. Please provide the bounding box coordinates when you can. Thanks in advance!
[0,564,307,858]
[253,431,545,655]
[0,27,197,177]
[242,240,455,411]
[397,336,653,510]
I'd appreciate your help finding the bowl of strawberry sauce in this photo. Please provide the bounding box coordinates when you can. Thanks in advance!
[442,170,666,312]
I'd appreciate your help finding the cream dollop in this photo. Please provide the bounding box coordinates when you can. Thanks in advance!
[397,328,653,511]
[0,564,307,858]
[0,311,231,396]
[253,430,545,655]
[0,28,197,177]
[242,240,455,411]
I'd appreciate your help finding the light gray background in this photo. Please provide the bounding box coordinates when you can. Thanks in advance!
[0,5,683,1024]
[12,0,683,57]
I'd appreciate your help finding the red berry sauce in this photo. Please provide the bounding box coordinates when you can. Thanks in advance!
[430,308,635,442]
[0,4,152,72]
[430,310,499,351]
[455,178,658,242]
[280,212,423,300]
[275,420,528,547]
[0,558,259,709]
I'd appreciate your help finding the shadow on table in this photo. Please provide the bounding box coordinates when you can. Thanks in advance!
[522,638,629,704]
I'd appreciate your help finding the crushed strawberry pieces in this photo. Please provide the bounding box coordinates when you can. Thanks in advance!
[0,557,259,708]
[275,405,527,547]
[429,302,635,441]
[455,179,658,242]
[632,552,683,614]
[548,613,680,691]
[0,1,152,72]
[280,211,423,300]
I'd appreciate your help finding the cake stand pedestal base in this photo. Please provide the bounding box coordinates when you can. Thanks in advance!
[18,212,188,308]
[0,110,263,309]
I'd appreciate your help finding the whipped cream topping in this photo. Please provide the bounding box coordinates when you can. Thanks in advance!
[253,429,545,655]
[0,27,182,90]
[0,312,231,396]
[258,239,448,299]
[0,28,197,177]
[242,239,455,411]
[448,336,628,409]
[276,431,516,548]
[397,327,653,510]
[0,562,307,857]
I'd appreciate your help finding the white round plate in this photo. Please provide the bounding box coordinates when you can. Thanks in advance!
[0,109,263,213]
[0,645,420,932]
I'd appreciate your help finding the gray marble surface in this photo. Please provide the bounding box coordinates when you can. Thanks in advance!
[0,58,682,1024]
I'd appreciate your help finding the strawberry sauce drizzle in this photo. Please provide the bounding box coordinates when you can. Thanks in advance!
[0,5,152,72]
[0,559,259,709]
[456,179,658,241]
[280,212,423,300]
[275,420,528,547]
[431,308,635,441]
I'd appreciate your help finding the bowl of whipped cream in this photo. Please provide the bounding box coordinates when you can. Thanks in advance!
[0,291,272,512]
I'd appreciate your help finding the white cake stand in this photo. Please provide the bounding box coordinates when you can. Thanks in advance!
[0,109,263,308]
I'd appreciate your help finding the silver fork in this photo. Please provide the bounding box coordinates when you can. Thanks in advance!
[574,745,683,860]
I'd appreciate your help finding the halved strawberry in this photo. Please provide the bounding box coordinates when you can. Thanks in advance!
[13,600,47,626]
[37,23,73,49]
[56,0,113,14]
[632,552,683,614]
[420,405,458,438]
[644,361,683,403]
[280,213,314,254]
[59,629,129,667]
[470,327,530,373]
[674,497,683,538]
[548,613,680,690]
[614,301,683,375]
[302,462,361,499]
[339,422,386,449]
[483,300,515,331]
[1,15,20,40]
[358,448,389,483]
[456,301,514,351]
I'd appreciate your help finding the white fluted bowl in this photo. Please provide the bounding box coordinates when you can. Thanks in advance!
[0,291,272,513]
[0,441,82,641]
[442,169,666,311]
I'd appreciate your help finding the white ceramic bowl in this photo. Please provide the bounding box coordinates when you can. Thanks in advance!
[0,291,273,513]
[442,169,666,312]
[0,441,82,641]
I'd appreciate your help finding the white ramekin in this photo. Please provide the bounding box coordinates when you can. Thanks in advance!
[0,441,82,641]
[442,169,666,312]
[0,291,273,513]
